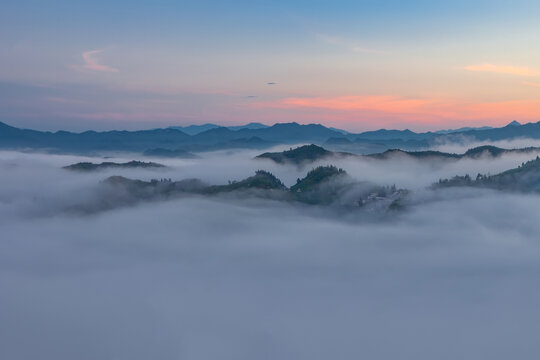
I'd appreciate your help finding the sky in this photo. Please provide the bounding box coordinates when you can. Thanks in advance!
[1,0,540,132]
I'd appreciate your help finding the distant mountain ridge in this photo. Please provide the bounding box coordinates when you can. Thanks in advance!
[64,160,166,171]
[2,120,540,154]
[168,122,269,135]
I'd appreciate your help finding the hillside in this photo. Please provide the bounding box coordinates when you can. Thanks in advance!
[435,156,540,192]
[256,144,344,164]
[64,161,166,171]
[205,170,287,193]
[257,144,540,165]
[290,166,347,193]
[99,164,407,210]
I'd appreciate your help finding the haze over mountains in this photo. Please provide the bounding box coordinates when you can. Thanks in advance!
[1,120,539,155]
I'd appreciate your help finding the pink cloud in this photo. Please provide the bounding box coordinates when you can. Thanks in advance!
[264,95,437,114]
[463,63,539,77]
[74,49,118,73]
[250,95,540,129]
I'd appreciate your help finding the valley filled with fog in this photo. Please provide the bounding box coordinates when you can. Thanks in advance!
[2,144,540,359]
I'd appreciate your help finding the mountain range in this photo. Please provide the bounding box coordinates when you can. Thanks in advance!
[1,120,539,154]
[168,122,269,135]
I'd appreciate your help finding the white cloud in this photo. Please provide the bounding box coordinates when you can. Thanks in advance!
[74,49,119,73]
[2,149,540,359]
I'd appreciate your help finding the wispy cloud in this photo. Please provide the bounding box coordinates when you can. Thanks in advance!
[464,63,539,77]
[523,81,540,87]
[74,49,118,73]
[317,34,386,54]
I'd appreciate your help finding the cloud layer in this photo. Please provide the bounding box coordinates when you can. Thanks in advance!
[2,148,540,359]
[0,147,540,360]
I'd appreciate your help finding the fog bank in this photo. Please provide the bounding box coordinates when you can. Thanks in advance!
[1,150,540,359]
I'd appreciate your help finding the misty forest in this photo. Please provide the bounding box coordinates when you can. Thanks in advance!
[3,120,540,359]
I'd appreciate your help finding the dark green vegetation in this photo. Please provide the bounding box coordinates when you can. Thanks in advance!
[290,166,348,204]
[256,144,540,165]
[64,160,166,171]
[435,156,540,192]
[86,150,540,214]
[205,170,286,193]
[461,145,540,158]
[101,165,406,210]
[3,120,540,154]
[256,144,348,164]
[366,149,461,160]
[290,166,346,192]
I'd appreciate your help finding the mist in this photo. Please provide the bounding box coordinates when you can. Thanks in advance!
[2,148,540,359]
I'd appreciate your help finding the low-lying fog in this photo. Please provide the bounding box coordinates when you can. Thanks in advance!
[2,145,540,359]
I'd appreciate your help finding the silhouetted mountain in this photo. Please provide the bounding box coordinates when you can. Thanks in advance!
[434,156,540,192]
[64,161,165,171]
[168,123,220,135]
[353,128,432,141]
[256,144,348,165]
[371,145,540,160]
[4,120,540,155]
[0,121,191,152]
[228,122,269,131]
[367,149,460,160]
[437,121,540,142]
[256,144,540,165]
[329,127,350,135]
[100,165,407,210]
[434,125,494,134]
[205,170,287,194]
[165,123,341,147]
[169,122,269,135]
[291,165,347,193]
[459,145,540,158]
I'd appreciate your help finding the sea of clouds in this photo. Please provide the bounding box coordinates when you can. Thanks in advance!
[1,146,540,359]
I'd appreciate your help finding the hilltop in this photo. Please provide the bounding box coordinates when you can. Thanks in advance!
[290,166,347,193]
[100,164,406,211]
[64,160,166,172]
[256,144,349,165]
[205,170,287,194]
[256,144,540,165]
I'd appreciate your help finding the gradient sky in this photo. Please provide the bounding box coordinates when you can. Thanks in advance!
[2,0,540,131]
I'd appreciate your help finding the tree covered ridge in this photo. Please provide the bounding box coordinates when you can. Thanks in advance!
[435,156,540,191]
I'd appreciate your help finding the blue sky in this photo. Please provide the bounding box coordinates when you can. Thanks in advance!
[2,0,540,131]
